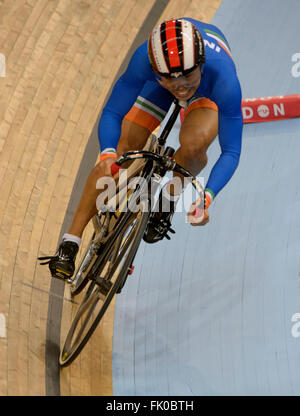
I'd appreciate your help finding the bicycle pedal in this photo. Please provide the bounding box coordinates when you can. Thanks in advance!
[56,267,71,276]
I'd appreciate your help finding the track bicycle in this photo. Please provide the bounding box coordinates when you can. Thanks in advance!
[59,99,205,366]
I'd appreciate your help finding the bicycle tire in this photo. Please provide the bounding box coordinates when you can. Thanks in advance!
[59,199,149,366]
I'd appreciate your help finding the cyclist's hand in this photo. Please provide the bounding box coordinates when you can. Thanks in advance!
[101,157,118,177]
[187,197,210,226]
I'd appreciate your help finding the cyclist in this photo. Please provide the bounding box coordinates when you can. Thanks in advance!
[39,18,243,280]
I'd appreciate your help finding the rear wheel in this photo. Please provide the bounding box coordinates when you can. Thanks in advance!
[59,199,149,366]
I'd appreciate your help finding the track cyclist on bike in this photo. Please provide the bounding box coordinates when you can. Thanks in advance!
[39,18,243,280]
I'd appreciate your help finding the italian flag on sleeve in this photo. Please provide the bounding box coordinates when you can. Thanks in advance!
[204,29,232,59]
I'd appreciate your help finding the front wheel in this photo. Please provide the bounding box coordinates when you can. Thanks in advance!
[59,199,149,366]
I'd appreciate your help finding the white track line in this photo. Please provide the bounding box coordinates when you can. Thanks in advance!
[0,313,6,338]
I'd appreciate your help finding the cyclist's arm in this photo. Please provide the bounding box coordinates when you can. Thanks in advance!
[205,72,243,201]
[98,43,152,156]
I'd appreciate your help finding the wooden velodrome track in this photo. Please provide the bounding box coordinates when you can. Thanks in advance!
[0,0,221,396]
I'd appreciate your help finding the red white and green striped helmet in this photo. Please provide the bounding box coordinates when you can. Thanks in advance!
[148,18,206,78]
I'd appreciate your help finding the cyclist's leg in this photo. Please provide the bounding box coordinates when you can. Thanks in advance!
[116,119,150,156]
[162,97,218,201]
[174,97,218,177]
[67,81,173,239]
[117,80,173,155]
[143,97,218,243]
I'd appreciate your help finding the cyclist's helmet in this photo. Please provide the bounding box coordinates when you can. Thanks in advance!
[148,18,206,78]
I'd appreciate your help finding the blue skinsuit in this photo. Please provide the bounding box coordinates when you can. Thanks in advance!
[98,18,243,199]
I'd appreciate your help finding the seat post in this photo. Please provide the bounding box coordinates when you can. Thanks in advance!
[158,99,182,148]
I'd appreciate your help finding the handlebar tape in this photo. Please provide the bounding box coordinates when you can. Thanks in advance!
[192,207,204,217]
[111,163,121,176]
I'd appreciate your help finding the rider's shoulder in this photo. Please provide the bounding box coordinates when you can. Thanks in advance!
[126,40,154,80]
